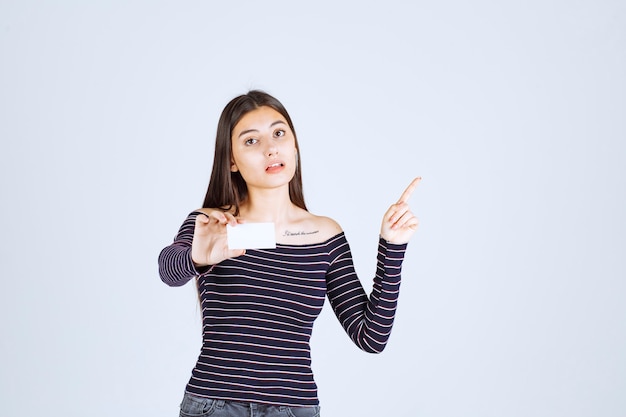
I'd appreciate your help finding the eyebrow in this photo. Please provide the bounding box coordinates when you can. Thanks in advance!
[237,120,287,138]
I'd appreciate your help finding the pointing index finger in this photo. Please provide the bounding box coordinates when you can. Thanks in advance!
[397,177,421,204]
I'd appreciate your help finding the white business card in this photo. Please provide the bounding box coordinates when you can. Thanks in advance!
[227,223,276,250]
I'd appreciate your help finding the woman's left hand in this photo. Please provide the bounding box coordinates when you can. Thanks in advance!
[380,177,421,244]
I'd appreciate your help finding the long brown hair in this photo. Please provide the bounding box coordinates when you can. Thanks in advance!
[202,90,307,214]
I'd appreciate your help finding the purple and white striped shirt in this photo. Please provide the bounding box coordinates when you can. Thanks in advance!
[159,212,407,407]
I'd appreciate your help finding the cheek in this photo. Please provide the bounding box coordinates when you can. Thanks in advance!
[281,138,297,153]
[232,150,261,173]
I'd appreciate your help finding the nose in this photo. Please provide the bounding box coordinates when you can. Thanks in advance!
[266,144,278,157]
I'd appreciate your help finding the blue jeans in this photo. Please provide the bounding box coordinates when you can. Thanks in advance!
[179,392,321,417]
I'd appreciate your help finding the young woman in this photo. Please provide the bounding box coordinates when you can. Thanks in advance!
[159,90,420,417]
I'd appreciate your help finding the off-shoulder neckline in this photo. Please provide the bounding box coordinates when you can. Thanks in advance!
[274,232,345,248]
[189,210,345,249]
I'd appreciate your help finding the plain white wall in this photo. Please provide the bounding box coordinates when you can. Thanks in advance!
[1,1,624,416]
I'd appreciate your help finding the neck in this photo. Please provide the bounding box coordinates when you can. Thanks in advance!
[240,185,297,223]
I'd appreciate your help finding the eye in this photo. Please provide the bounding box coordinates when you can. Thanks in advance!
[274,129,286,138]
[244,138,258,146]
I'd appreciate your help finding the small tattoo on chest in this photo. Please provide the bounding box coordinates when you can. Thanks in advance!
[283,230,320,237]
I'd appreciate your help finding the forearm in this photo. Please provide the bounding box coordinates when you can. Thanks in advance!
[158,213,210,287]
[326,236,407,353]
[357,238,406,352]
[158,244,201,287]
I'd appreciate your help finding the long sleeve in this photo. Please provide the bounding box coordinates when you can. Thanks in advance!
[325,235,407,353]
[158,212,209,287]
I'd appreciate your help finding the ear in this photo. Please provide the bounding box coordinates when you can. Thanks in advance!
[230,160,239,172]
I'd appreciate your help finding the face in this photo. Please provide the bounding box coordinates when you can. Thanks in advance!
[230,106,297,190]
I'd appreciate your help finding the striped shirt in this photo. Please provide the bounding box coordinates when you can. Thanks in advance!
[158,212,407,407]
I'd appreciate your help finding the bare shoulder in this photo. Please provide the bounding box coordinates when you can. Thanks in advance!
[278,210,343,245]
[309,214,343,239]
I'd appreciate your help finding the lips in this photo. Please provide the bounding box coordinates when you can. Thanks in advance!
[265,160,285,173]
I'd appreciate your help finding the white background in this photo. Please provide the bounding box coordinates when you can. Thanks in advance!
[1,1,625,416]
